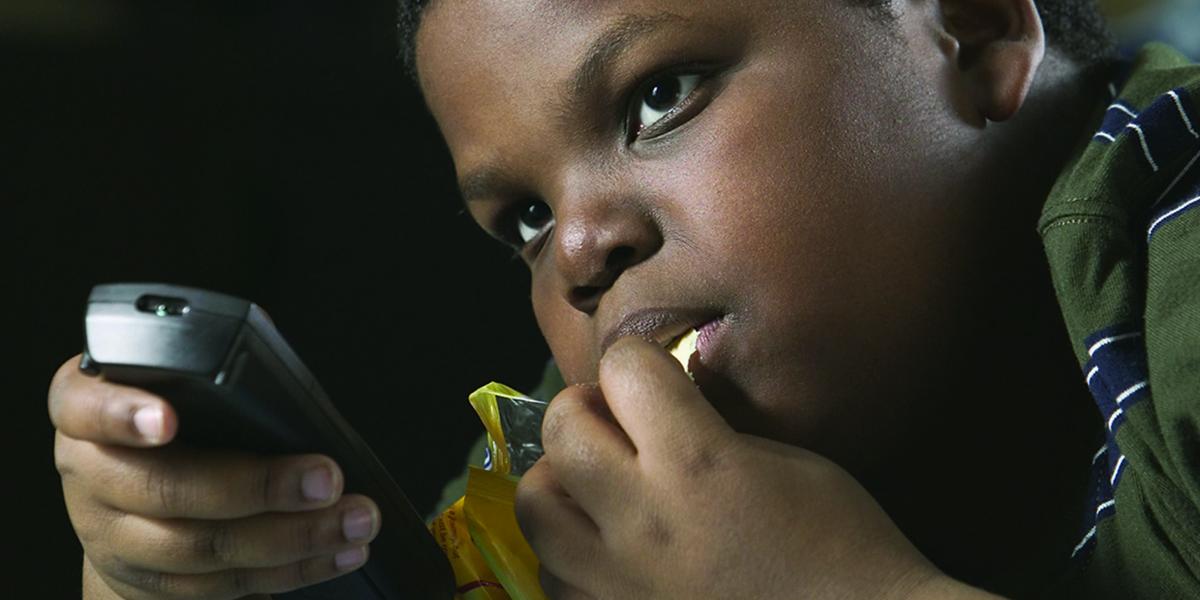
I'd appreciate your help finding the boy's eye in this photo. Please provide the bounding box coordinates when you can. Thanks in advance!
[632,73,703,139]
[516,199,554,244]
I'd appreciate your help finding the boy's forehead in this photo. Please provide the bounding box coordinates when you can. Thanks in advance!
[418,0,682,86]
[416,0,741,179]
[419,0,697,56]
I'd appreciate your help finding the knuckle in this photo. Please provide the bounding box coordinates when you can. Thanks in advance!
[146,461,192,515]
[96,549,203,600]
[197,522,239,568]
[74,506,119,551]
[542,388,586,445]
[229,566,255,597]
[681,443,725,474]
[637,511,674,549]
[294,513,324,557]
[258,459,279,510]
[292,555,320,587]
[119,564,177,598]
[84,547,123,579]
[53,431,80,477]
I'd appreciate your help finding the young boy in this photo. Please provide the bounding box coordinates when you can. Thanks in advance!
[49,0,1200,598]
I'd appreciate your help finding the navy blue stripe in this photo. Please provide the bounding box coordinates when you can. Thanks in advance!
[1094,100,1139,143]
[1131,88,1200,162]
[1083,325,1150,438]
[1071,445,1116,561]
[1071,323,1150,562]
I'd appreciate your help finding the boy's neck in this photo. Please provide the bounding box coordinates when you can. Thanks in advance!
[866,53,1113,595]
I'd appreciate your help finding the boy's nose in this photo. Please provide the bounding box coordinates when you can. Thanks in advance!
[552,199,662,315]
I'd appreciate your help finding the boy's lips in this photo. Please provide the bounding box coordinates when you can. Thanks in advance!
[600,307,723,357]
[694,317,725,360]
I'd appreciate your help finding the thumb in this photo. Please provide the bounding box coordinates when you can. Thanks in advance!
[598,336,732,468]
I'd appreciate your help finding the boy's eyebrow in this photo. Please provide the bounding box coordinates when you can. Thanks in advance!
[458,166,509,204]
[570,11,688,98]
[458,12,687,204]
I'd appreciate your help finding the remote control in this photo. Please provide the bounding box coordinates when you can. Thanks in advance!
[81,283,454,600]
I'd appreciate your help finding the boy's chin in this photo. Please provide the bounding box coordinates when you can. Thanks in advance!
[689,358,920,479]
[689,358,814,446]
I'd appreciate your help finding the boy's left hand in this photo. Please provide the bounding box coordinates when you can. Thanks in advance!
[516,337,987,600]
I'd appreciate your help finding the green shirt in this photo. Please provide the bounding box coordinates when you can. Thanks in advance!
[1040,43,1200,598]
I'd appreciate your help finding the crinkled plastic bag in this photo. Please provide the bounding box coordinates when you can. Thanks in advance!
[469,383,548,476]
[430,382,548,600]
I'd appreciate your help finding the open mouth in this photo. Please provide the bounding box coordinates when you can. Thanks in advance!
[600,308,722,357]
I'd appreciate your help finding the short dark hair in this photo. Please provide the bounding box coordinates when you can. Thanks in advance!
[397,0,1115,82]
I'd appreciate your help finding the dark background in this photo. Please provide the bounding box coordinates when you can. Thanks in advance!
[6,1,547,595]
[7,0,1196,595]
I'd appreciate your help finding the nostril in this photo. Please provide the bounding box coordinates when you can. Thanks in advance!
[565,245,642,314]
[569,285,605,312]
[606,245,635,270]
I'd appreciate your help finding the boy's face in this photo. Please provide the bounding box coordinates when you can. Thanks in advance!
[418,0,1011,471]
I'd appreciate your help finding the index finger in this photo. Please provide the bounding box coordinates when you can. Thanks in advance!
[48,355,178,447]
[597,337,733,469]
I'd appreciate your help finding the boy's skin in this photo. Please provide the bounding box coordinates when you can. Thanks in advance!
[50,0,1114,598]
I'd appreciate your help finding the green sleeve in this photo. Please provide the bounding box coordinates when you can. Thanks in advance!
[1141,201,1200,561]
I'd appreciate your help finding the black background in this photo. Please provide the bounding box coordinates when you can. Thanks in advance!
[6,1,548,595]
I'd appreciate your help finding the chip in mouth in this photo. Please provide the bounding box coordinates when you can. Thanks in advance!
[667,329,700,376]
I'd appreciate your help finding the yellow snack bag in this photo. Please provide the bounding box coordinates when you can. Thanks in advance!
[431,382,549,600]
[464,466,547,600]
[428,497,511,600]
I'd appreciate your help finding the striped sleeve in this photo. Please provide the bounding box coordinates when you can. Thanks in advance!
[1039,43,1200,597]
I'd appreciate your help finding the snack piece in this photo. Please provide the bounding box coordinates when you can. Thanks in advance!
[667,329,700,376]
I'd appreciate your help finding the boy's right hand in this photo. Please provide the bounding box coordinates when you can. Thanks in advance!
[49,355,381,600]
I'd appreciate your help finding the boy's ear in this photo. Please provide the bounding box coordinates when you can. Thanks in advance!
[936,0,1045,122]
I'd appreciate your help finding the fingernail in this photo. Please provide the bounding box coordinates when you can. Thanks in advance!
[335,546,367,571]
[301,466,334,502]
[343,507,376,542]
[133,406,164,443]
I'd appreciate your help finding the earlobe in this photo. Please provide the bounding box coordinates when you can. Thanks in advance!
[939,0,1044,122]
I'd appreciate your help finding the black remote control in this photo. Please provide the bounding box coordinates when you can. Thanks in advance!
[81,283,454,600]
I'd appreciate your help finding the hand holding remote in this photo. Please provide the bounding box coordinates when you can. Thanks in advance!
[50,354,380,600]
